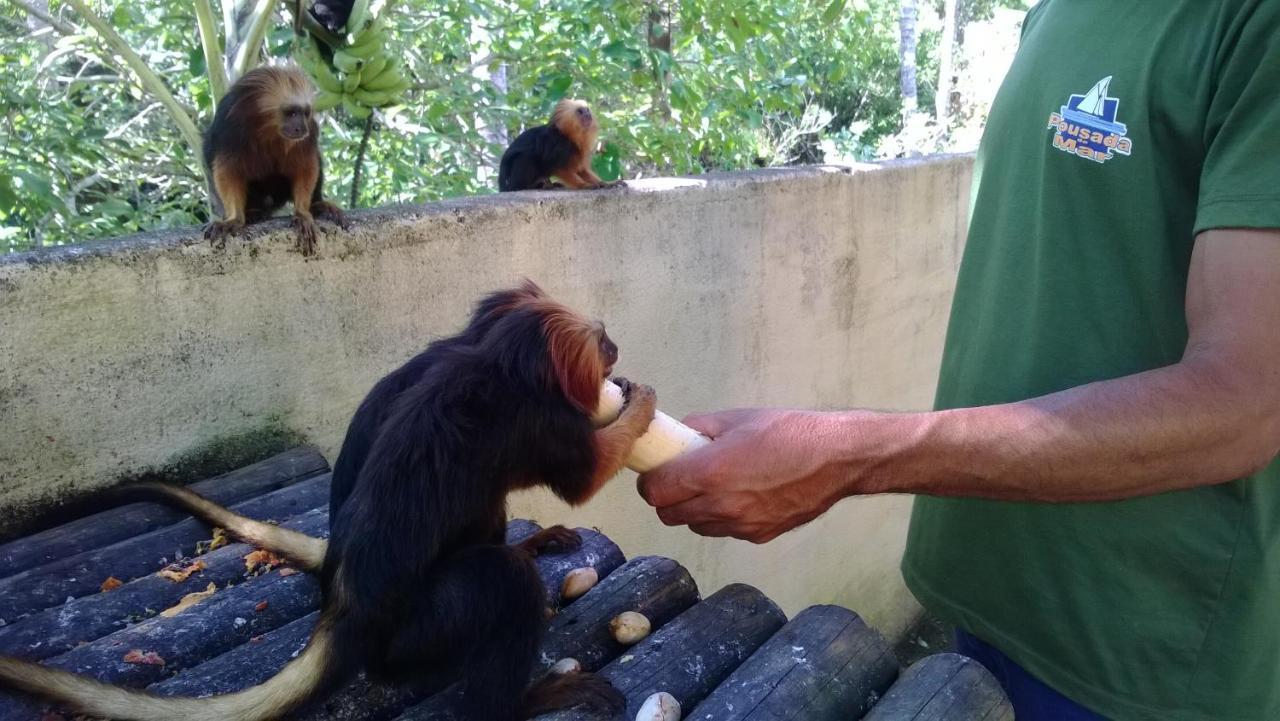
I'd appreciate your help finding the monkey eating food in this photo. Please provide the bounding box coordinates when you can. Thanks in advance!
[202,65,347,256]
[498,99,622,192]
[0,280,658,721]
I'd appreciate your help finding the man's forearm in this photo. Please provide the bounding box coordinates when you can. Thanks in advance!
[841,357,1280,502]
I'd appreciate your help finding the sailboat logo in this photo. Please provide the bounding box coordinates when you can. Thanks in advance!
[1046,76,1134,163]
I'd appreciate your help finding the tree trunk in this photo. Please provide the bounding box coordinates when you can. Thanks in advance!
[936,0,957,123]
[899,0,918,117]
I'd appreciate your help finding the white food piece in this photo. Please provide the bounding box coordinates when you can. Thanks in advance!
[560,567,599,601]
[609,611,652,645]
[635,691,681,721]
[592,381,711,472]
[549,657,582,675]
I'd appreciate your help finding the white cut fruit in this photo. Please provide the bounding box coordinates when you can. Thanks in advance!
[609,611,652,645]
[592,381,711,472]
[549,657,582,675]
[635,691,681,721]
[560,567,598,601]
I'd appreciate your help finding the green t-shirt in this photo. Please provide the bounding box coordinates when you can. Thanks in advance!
[901,2,1280,720]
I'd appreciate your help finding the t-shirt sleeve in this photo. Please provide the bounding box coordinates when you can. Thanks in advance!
[1194,2,1280,234]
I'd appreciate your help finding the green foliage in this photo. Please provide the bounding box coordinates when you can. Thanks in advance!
[2,0,1026,253]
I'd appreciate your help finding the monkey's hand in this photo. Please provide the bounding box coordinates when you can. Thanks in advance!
[203,219,244,248]
[616,381,657,435]
[515,525,583,557]
[313,201,349,231]
[293,213,318,256]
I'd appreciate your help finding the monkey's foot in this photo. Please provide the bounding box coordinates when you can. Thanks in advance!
[314,201,349,230]
[203,220,244,248]
[596,180,626,189]
[292,215,318,256]
[516,525,583,556]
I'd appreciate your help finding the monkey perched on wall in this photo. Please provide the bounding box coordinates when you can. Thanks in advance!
[0,280,656,721]
[203,65,347,256]
[499,99,622,192]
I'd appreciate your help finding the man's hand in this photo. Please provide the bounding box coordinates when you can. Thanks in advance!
[636,408,863,543]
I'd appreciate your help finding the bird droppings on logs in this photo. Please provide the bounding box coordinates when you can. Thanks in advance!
[0,449,1011,720]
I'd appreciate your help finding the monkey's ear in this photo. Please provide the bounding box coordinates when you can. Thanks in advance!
[517,278,545,299]
[542,311,603,414]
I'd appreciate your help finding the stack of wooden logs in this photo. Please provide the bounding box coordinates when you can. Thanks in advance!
[0,448,1012,720]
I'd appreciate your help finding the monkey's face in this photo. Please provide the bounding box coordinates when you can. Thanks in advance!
[280,104,312,141]
[596,323,618,376]
[574,105,595,131]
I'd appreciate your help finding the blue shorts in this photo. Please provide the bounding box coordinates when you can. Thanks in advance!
[954,630,1110,720]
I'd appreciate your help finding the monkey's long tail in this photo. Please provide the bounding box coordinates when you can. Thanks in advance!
[0,623,342,721]
[122,482,329,572]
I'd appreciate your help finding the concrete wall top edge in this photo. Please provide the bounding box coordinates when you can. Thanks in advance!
[0,153,974,271]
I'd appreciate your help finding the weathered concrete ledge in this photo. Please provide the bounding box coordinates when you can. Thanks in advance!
[0,155,973,636]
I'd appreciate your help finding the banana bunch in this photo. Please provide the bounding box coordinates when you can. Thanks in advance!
[293,0,411,120]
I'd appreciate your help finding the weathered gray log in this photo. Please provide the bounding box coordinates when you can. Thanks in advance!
[397,555,700,721]
[531,527,626,603]
[539,555,699,672]
[687,604,899,720]
[149,610,318,697]
[0,508,329,661]
[532,584,788,721]
[142,523,624,721]
[862,653,1013,721]
[506,519,541,543]
[0,447,328,579]
[0,473,330,621]
[0,568,322,719]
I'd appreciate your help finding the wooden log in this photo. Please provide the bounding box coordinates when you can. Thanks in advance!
[149,611,318,697]
[862,653,1013,721]
[539,555,699,672]
[532,584,787,721]
[0,473,329,622]
[143,523,624,721]
[687,604,899,720]
[0,567,322,719]
[397,555,700,721]
[0,447,328,580]
[0,508,329,661]
[533,527,626,603]
[148,521,552,719]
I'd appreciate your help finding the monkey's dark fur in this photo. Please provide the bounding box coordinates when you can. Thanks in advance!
[0,281,655,721]
[499,99,615,192]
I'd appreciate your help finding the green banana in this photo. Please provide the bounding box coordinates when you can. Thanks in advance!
[294,34,343,94]
[344,30,386,58]
[344,0,371,35]
[361,64,405,91]
[313,90,342,111]
[352,87,396,106]
[341,69,362,93]
[342,94,372,119]
[333,50,365,74]
[356,55,388,83]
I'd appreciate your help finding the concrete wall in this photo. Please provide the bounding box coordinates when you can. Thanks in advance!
[0,154,973,638]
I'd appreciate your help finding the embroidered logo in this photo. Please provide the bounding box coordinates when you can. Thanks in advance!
[1046,76,1133,164]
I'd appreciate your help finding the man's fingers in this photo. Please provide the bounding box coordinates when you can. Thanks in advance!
[636,458,702,508]
[654,494,714,527]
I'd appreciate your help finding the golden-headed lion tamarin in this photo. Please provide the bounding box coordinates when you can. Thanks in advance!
[202,65,346,256]
[498,99,622,192]
[0,280,656,721]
